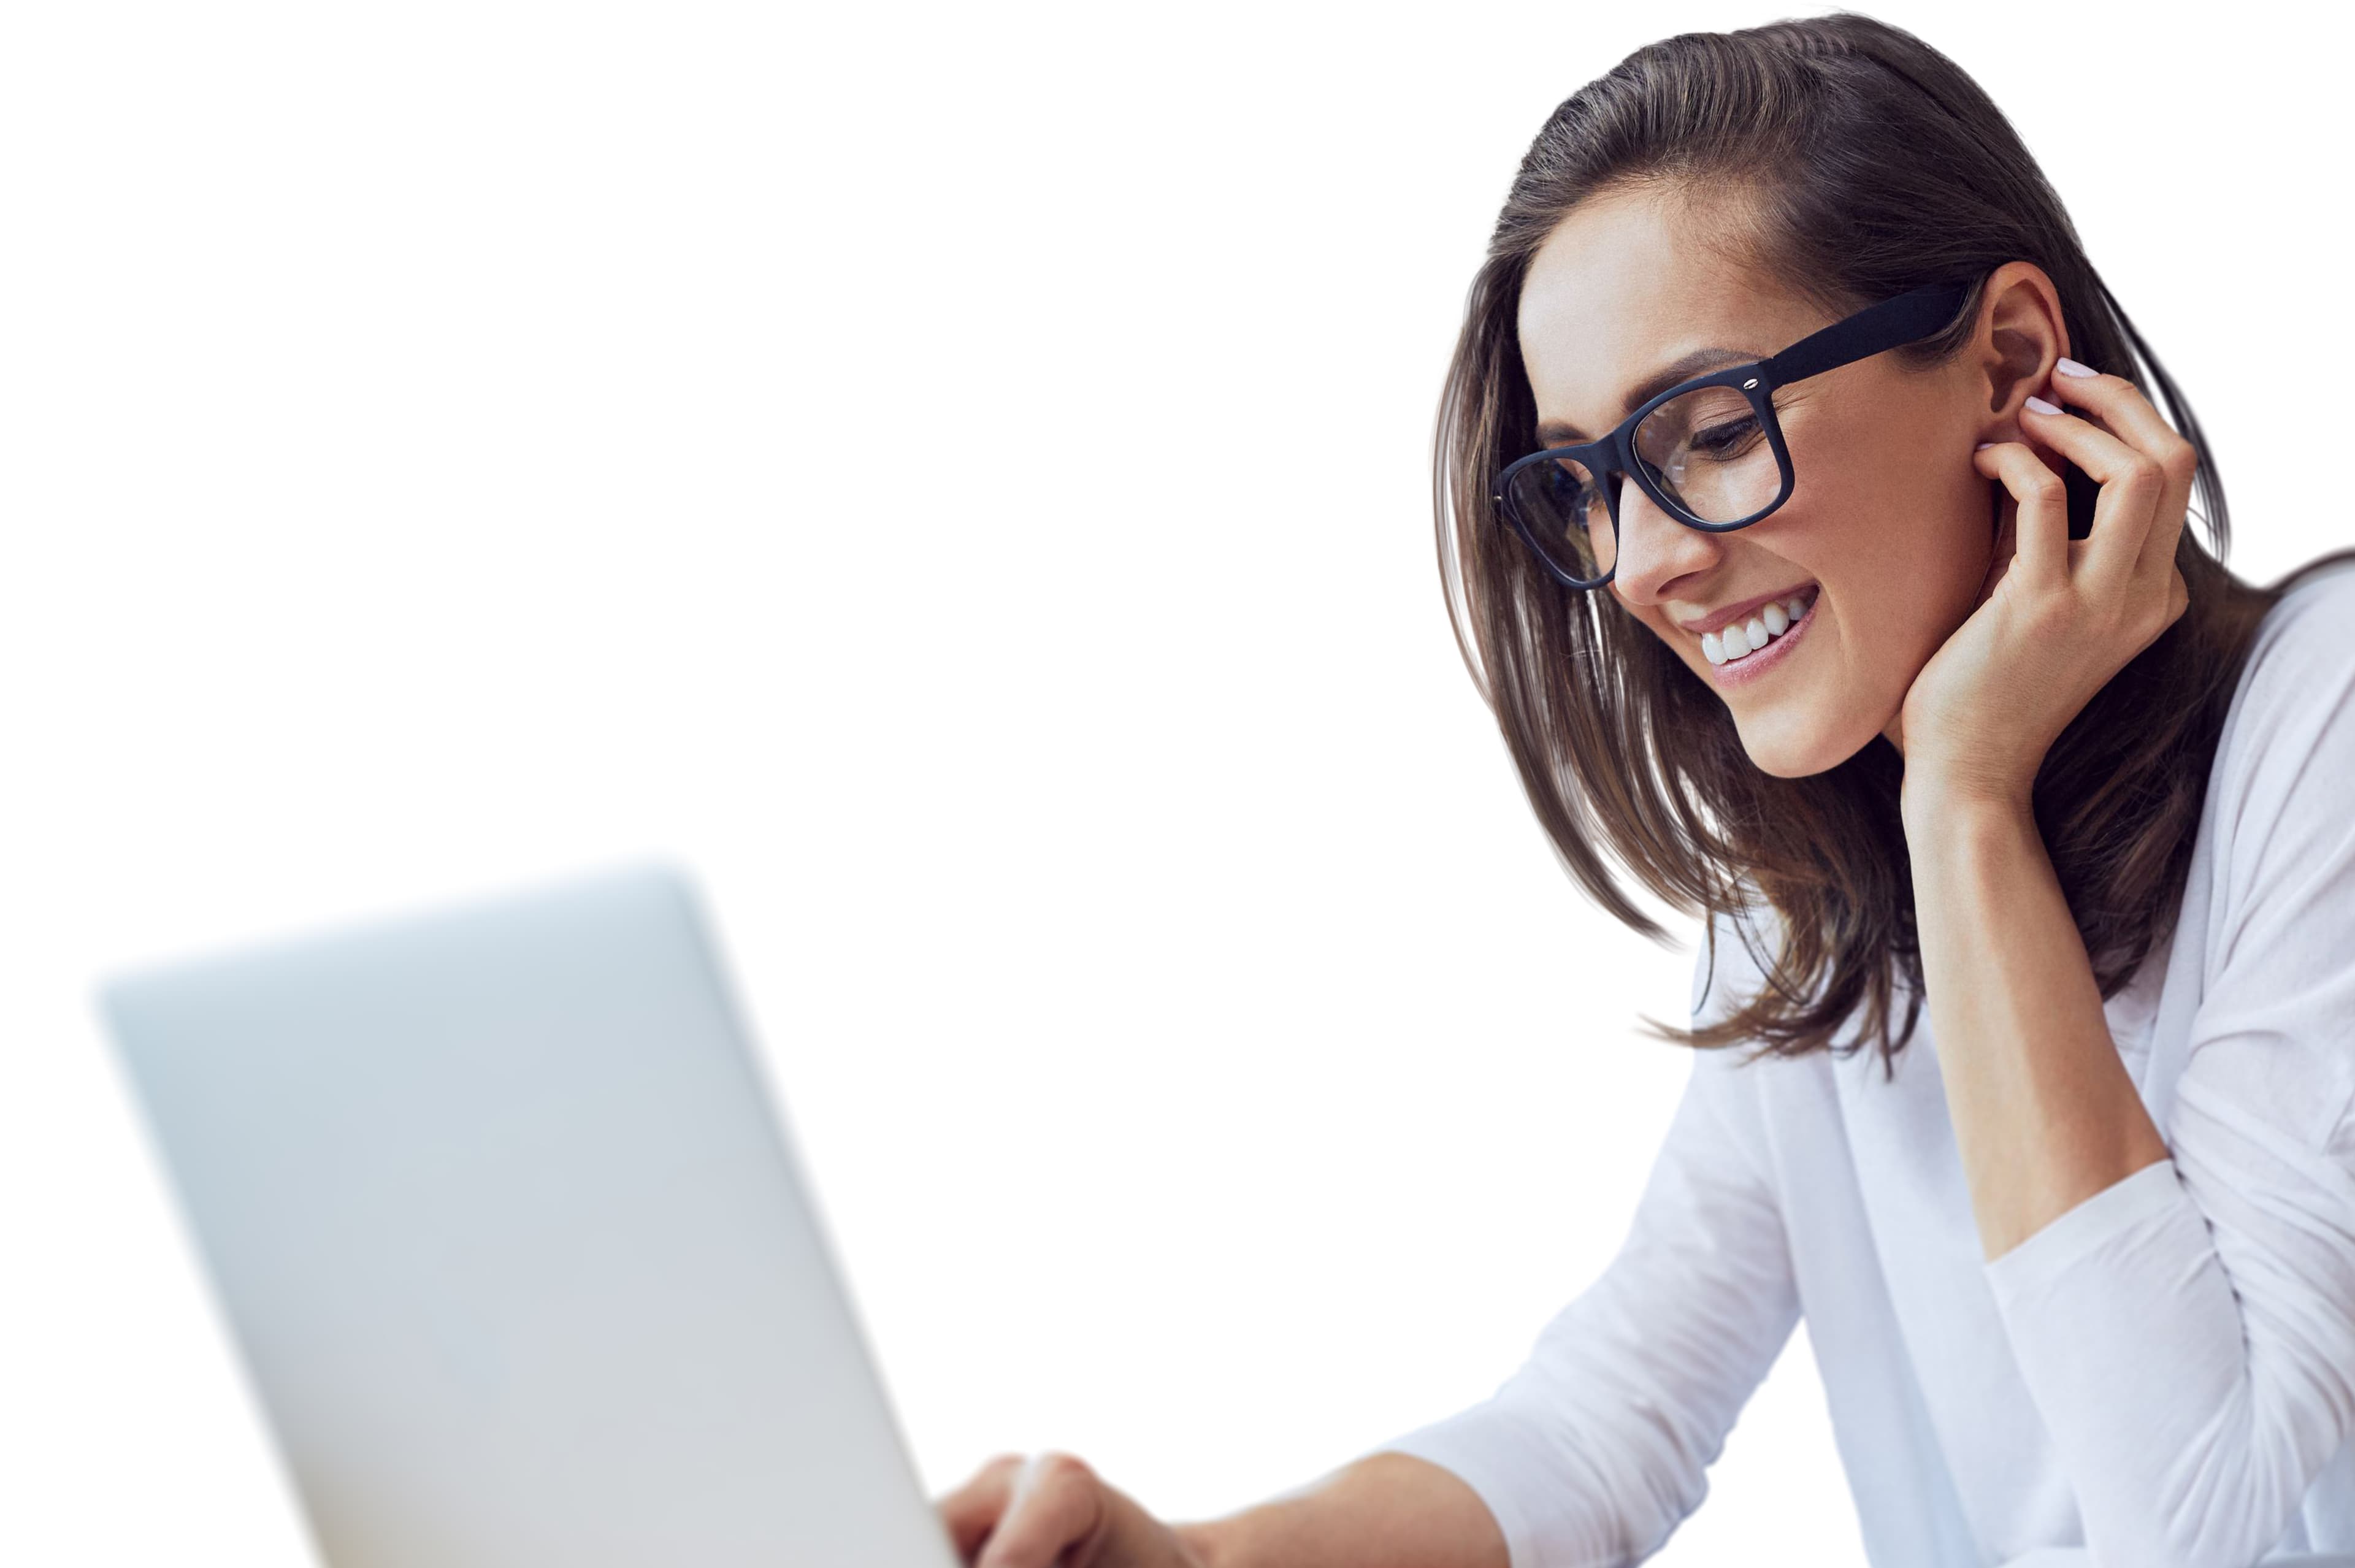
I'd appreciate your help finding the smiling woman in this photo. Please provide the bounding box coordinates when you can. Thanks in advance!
[1435,26,2345,1063]
[1374,11,2355,1566]
[939,12,2355,1568]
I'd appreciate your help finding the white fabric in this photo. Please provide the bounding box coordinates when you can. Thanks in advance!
[1371,559,2355,1568]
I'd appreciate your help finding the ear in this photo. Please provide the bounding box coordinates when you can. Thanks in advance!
[1972,261,2070,435]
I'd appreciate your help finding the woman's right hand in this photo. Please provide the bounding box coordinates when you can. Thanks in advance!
[935,1451,1211,1568]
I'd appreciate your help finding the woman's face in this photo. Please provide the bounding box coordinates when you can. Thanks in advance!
[1518,186,2016,778]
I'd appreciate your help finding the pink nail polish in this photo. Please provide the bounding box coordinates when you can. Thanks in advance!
[2054,357,2096,378]
[2024,394,2061,416]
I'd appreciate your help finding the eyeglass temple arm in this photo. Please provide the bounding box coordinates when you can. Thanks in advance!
[1758,281,1972,388]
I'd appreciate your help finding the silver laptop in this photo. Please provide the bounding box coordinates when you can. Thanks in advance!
[100,865,963,1568]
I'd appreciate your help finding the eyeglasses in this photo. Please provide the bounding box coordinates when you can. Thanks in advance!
[1492,279,1973,591]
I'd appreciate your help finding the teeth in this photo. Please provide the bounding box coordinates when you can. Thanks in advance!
[1701,590,1816,665]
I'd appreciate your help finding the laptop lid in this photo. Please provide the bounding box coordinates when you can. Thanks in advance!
[101,865,960,1568]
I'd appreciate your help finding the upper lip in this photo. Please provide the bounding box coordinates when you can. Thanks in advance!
[1672,583,1817,637]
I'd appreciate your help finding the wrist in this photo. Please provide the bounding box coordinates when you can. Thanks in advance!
[1173,1518,1236,1568]
[1901,760,2035,833]
[1903,783,2040,872]
[1902,782,2044,882]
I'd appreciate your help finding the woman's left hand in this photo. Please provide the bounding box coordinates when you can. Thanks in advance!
[1895,359,2194,811]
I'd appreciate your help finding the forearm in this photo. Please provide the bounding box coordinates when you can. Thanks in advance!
[1901,784,2171,1262]
[1173,1452,1507,1568]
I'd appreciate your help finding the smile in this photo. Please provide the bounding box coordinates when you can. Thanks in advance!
[1702,587,1818,687]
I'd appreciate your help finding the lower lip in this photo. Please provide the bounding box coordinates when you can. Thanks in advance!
[1705,594,1818,688]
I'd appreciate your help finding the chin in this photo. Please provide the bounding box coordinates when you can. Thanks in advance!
[1733,711,1878,779]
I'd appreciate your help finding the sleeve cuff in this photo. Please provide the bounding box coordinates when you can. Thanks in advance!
[1365,1421,1545,1568]
[1982,1156,2188,1307]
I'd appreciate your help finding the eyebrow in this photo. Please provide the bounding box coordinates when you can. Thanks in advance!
[1534,346,1761,445]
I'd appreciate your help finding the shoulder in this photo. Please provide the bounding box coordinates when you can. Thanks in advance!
[1688,895,1781,1028]
[1677,903,1783,1180]
[2180,558,2355,1147]
[2213,556,2355,767]
[2200,560,2355,859]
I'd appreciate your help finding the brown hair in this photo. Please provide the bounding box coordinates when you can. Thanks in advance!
[1439,11,2355,1077]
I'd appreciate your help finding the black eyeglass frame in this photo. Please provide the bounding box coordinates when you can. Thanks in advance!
[1492,278,1975,591]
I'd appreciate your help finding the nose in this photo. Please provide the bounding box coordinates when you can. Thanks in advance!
[1605,473,1725,605]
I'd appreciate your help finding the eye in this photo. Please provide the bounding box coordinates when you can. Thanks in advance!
[1690,413,1763,460]
[1544,461,1604,523]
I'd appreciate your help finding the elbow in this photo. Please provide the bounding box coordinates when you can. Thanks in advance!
[2078,1460,2315,1568]
[2070,1365,2346,1568]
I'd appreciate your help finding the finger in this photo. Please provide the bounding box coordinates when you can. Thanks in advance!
[938,1454,1028,1563]
[1973,440,2070,590]
[2017,384,2169,599]
[2044,359,2198,579]
[976,1452,1111,1568]
[1972,484,2018,608]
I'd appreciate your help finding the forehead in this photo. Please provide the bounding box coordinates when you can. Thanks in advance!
[1518,188,1826,431]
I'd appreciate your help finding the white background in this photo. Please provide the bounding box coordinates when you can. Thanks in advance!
[2,2,2346,1562]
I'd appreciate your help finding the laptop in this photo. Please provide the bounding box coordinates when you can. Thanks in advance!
[100,864,964,1568]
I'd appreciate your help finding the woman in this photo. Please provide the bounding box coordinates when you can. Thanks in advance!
[938,14,2355,1567]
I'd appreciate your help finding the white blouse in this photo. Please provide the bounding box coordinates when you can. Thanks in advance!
[1373,559,2355,1568]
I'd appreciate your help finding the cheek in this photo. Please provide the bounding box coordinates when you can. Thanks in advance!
[1806,428,1988,602]
[1893,463,2001,614]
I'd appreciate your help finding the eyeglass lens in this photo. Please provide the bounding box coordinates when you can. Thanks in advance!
[1634,386,1777,523]
[1504,384,1783,584]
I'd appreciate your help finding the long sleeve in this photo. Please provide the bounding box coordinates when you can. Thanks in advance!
[1982,574,2355,1568]
[1371,931,1800,1568]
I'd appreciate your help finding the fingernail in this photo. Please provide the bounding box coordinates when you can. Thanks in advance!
[2024,394,2062,416]
[2053,357,2097,378]
[1975,441,1995,451]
